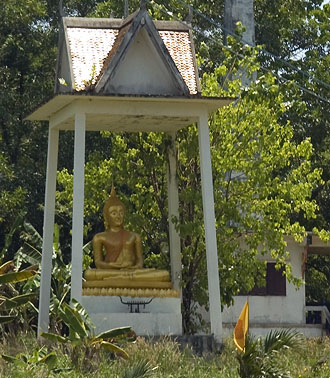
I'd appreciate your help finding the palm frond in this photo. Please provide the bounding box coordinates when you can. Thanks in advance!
[237,335,263,378]
[263,329,303,354]
[122,359,157,378]
[236,330,302,378]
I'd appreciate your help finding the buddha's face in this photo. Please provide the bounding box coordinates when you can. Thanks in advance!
[107,205,125,228]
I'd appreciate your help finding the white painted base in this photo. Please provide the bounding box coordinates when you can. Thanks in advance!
[87,313,182,336]
[81,296,182,336]
[222,323,326,338]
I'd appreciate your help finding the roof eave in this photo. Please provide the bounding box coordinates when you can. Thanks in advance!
[26,93,235,122]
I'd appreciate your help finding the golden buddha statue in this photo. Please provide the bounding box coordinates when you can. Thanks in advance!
[83,187,175,296]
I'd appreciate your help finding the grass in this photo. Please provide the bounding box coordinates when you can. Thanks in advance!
[278,337,330,378]
[0,332,330,377]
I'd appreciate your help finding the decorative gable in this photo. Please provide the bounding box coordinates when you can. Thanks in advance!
[95,8,189,96]
[55,8,200,96]
[98,27,188,95]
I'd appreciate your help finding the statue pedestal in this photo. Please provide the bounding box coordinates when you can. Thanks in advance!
[81,296,182,336]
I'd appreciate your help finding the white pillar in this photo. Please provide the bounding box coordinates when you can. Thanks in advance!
[167,132,181,291]
[38,126,59,337]
[197,110,223,342]
[70,112,86,302]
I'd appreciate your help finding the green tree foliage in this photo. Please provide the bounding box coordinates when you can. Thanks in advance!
[254,2,330,227]
[182,40,328,330]
[0,138,25,232]
[254,0,325,57]
[306,254,330,307]
[0,0,135,254]
[254,2,330,307]
[0,0,57,248]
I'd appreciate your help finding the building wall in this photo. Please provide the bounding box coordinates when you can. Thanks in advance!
[222,240,306,325]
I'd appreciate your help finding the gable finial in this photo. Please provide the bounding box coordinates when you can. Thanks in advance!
[185,5,193,25]
[124,0,129,18]
[59,0,65,18]
[140,0,147,11]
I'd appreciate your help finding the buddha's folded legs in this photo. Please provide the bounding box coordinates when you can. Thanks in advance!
[82,279,173,289]
[84,268,170,282]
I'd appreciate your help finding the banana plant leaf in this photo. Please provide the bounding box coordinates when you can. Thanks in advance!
[95,326,133,340]
[37,352,57,370]
[0,354,20,363]
[0,211,26,259]
[15,244,41,268]
[53,224,60,253]
[52,368,73,373]
[0,270,37,284]
[62,303,88,338]
[71,298,94,333]
[22,264,39,272]
[0,293,36,310]
[58,304,83,342]
[41,332,83,346]
[0,315,16,324]
[99,341,129,359]
[0,261,15,275]
[40,332,68,343]
[22,222,43,250]
[58,306,72,326]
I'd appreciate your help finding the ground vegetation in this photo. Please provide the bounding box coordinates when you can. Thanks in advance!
[0,0,329,332]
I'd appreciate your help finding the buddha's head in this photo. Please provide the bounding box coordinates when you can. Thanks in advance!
[103,186,126,230]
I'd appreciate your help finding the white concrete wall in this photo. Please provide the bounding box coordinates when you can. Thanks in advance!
[222,242,306,325]
[81,296,182,335]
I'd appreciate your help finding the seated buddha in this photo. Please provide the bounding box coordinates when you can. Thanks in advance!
[83,187,172,290]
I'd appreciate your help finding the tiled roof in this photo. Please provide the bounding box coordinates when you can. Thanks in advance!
[67,28,118,91]
[65,19,198,95]
[94,22,132,86]
[159,31,197,95]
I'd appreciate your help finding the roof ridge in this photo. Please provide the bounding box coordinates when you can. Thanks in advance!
[120,8,140,29]
[93,23,131,87]
[91,8,143,90]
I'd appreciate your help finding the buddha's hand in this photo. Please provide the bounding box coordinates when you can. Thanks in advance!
[126,263,143,269]
[119,262,133,268]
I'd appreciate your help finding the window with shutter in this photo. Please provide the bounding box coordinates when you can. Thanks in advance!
[238,262,286,296]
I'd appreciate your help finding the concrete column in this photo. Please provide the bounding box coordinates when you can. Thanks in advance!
[38,126,59,337]
[167,132,181,291]
[224,0,256,86]
[197,111,223,342]
[70,112,86,302]
[224,0,255,46]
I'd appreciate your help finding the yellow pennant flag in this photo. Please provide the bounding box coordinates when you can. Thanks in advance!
[233,300,249,352]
